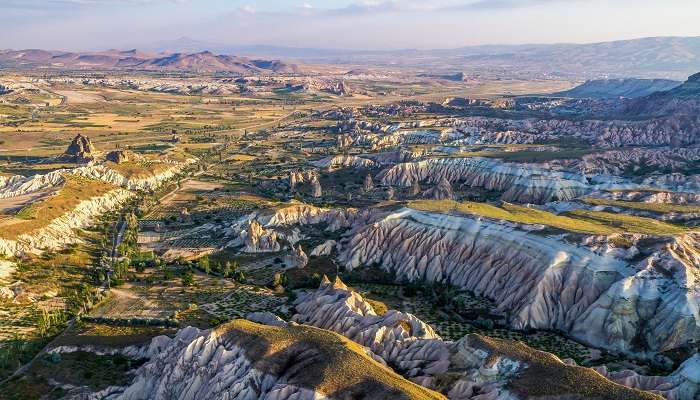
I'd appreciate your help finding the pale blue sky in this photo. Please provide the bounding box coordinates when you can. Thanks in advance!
[2,0,700,50]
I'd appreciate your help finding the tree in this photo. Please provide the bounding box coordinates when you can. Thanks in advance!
[181,271,194,287]
[200,256,211,275]
[223,261,232,278]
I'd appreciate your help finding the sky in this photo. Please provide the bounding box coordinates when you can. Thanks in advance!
[2,0,700,51]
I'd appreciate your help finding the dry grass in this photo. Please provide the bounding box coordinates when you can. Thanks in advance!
[409,200,693,236]
[566,210,693,236]
[366,298,389,316]
[51,322,177,349]
[106,161,174,180]
[223,320,446,400]
[469,334,663,400]
[409,200,617,235]
[584,198,700,214]
[0,175,117,240]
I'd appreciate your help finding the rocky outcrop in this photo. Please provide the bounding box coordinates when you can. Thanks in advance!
[386,186,395,201]
[293,278,661,400]
[311,155,378,171]
[243,219,281,253]
[226,204,378,255]
[0,260,16,301]
[338,208,700,356]
[0,188,133,256]
[293,277,443,367]
[258,204,376,232]
[0,161,189,200]
[311,175,322,198]
[72,162,191,191]
[289,170,318,191]
[0,170,64,199]
[62,134,96,163]
[105,150,131,164]
[103,320,444,400]
[310,240,337,256]
[363,173,374,192]
[285,245,308,268]
[576,147,700,176]
[642,174,700,193]
[380,157,590,204]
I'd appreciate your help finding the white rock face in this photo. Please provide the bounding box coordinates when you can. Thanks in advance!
[577,148,700,177]
[226,204,374,252]
[447,115,700,147]
[342,129,459,151]
[311,155,378,171]
[72,162,192,191]
[425,177,454,200]
[243,219,282,253]
[100,319,445,400]
[379,157,590,203]
[310,240,337,256]
[642,174,700,194]
[289,170,318,190]
[0,161,189,257]
[293,277,449,383]
[0,188,133,257]
[0,161,191,200]
[285,245,308,268]
[258,204,376,232]
[338,208,700,355]
[0,260,16,301]
[292,278,657,400]
[0,170,65,199]
[105,326,326,400]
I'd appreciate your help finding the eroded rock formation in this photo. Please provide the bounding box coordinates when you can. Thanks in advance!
[338,208,700,356]
[311,155,378,171]
[293,278,662,400]
[380,157,589,203]
[62,134,96,163]
[96,321,444,400]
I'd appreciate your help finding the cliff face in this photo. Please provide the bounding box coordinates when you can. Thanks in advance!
[379,157,589,203]
[0,188,133,256]
[0,170,65,199]
[72,162,191,191]
[0,161,190,256]
[0,161,190,200]
[338,208,700,355]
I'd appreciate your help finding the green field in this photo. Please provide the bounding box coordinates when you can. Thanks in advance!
[583,198,700,214]
[409,199,693,236]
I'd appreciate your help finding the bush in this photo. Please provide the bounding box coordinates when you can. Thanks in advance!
[181,271,194,287]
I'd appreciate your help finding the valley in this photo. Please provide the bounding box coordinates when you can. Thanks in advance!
[0,44,699,400]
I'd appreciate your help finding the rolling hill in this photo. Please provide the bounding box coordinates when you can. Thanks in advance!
[0,49,298,74]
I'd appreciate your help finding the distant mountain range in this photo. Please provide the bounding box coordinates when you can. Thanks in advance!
[137,36,700,80]
[0,49,298,74]
[2,36,700,79]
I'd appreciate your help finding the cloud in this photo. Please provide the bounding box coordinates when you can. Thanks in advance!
[449,0,584,10]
